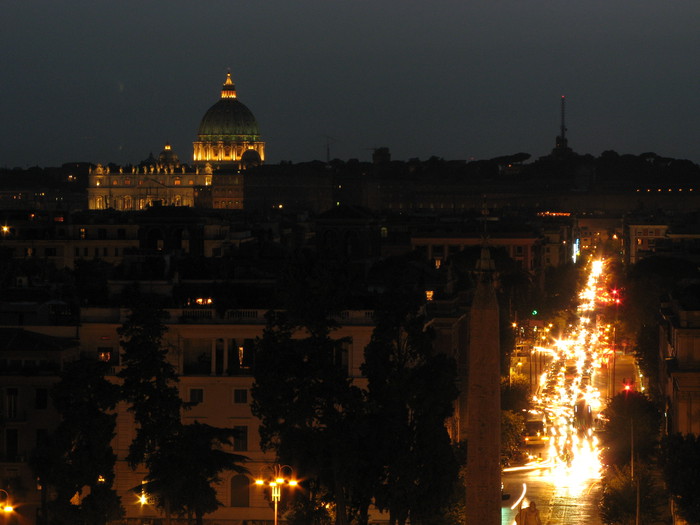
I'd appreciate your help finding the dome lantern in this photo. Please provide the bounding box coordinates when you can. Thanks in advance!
[221,71,237,99]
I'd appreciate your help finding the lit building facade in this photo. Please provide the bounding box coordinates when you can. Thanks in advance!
[625,223,669,264]
[0,304,380,525]
[411,232,543,275]
[1,296,469,525]
[87,72,264,211]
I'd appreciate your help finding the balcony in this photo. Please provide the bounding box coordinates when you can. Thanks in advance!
[79,307,376,326]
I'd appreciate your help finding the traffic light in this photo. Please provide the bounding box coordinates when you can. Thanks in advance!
[532,309,538,316]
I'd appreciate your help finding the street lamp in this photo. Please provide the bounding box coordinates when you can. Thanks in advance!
[255,465,297,525]
[0,489,13,514]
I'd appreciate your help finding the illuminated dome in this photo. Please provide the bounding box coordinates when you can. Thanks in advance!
[197,73,260,140]
[193,72,265,169]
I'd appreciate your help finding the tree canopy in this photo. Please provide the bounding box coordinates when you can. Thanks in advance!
[252,311,366,525]
[361,289,459,525]
[118,298,248,524]
[31,358,122,525]
[600,391,662,468]
[661,433,700,524]
[252,253,461,525]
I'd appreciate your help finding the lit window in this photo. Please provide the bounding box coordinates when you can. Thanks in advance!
[426,290,434,301]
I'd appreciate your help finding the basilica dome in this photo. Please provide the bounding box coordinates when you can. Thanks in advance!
[196,73,260,140]
[192,72,265,169]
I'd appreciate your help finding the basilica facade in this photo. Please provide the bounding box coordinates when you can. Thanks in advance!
[87,72,265,211]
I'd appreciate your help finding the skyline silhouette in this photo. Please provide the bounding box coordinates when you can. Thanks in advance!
[2,1,699,168]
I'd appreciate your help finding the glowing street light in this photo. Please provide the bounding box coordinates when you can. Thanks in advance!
[255,464,297,525]
[0,489,13,513]
[137,481,150,506]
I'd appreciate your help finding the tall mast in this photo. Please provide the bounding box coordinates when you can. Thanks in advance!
[554,95,570,154]
[560,95,567,142]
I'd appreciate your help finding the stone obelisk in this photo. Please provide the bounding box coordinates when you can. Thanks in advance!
[465,247,501,525]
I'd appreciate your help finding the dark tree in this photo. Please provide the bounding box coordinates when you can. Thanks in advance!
[252,250,375,525]
[252,314,366,525]
[661,433,700,524]
[143,422,249,525]
[599,464,663,525]
[600,391,662,468]
[501,374,530,413]
[117,298,183,522]
[119,298,248,525]
[118,299,181,466]
[31,358,122,525]
[501,410,525,465]
[361,288,459,525]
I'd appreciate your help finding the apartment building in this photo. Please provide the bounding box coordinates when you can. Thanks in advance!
[659,285,700,435]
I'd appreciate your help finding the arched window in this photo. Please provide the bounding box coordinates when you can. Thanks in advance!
[230,474,249,507]
[95,196,104,209]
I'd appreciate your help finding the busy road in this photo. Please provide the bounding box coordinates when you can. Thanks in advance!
[501,259,638,525]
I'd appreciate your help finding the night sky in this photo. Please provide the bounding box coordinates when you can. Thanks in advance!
[2,1,699,168]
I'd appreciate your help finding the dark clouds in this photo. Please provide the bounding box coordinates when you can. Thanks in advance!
[2,1,698,167]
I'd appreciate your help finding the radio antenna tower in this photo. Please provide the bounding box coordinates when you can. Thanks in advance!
[560,95,567,143]
[553,95,571,156]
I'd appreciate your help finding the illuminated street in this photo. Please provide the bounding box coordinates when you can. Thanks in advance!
[502,259,638,525]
